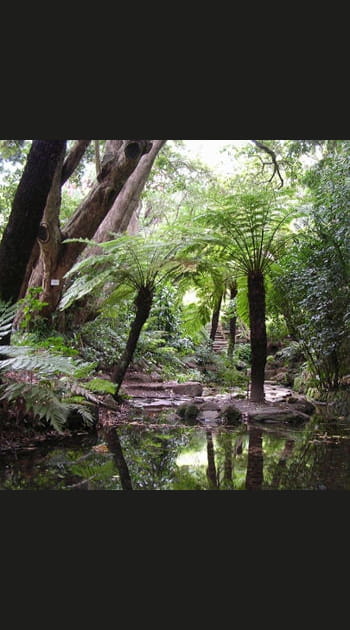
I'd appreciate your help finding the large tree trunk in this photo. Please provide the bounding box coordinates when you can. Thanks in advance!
[26,140,152,318]
[16,140,92,304]
[111,285,154,394]
[91,139,166,246]
[0,140,67,343]
[248,271,267,403]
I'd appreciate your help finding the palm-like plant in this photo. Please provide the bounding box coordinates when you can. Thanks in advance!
[60,233,193,395]
[201,184,296,402]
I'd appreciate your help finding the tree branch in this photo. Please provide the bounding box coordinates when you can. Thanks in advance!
[252,140,284,188]
[61,140,91,184]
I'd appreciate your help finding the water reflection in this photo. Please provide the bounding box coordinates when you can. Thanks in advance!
[245,426,263,490]
[104,428,133,490]
[1,414,350,490]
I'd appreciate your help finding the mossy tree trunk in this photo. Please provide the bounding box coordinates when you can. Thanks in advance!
[0,140,67,343]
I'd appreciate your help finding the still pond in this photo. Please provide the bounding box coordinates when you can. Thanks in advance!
[1,409,350,490]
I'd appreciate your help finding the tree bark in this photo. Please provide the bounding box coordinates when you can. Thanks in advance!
[111,285,154,394]
[0,140,66,342]
[248,271,267,402]
[26,140,152,317]
[89,139,166,249]
[61,140,91,185]
[16,140,91,304]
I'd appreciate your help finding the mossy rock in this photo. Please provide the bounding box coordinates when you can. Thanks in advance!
[176,403,200,425]
[221,404,242,425]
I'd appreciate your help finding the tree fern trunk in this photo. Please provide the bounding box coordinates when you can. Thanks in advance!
[248,271,267,403]
[227,283,237,358]
[209,293,223,342]
[111,286,154,393]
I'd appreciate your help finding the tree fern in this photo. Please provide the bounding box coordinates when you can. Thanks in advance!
[0,342,107,432]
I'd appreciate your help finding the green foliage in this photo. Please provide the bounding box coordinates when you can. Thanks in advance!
[0,301,99,432]
[266,315,289,343]
[199,182,297,276]
[17,287,49,331]
[275,145,350,390]
[82,378,117,395]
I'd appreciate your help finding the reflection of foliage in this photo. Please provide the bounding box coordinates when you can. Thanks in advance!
[3,413,350,490]
[117,427,191,490]
[263,416,350,490]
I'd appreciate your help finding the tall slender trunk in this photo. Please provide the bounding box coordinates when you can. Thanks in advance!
[209,293,223,342]
[227,282,237,358]
[248,271,267,403]
[111,286,154,393]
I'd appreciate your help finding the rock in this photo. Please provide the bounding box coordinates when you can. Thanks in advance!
[104,394,120,410]
[201,401,220,410]
[172,381,203,397]
[287,397,315,415]
[199,410,220,422]
[220,404,242,425]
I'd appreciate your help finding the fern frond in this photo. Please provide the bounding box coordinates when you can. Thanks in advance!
[0,300,17,339]
[0,382,69,432]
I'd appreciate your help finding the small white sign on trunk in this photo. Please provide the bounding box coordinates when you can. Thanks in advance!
[50,279,60,286]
